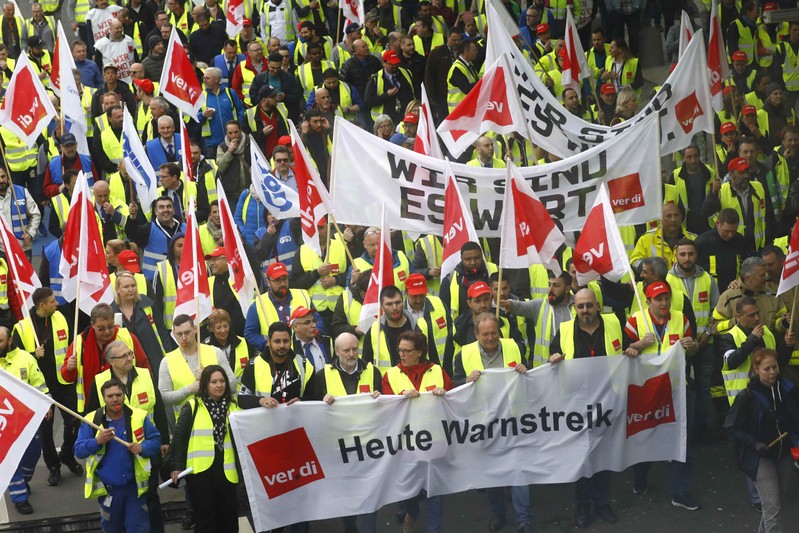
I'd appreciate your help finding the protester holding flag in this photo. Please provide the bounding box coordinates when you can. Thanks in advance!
[12,288,82,488]
[630,202,697,269]
[382,329,452,533]
[43,133,96,197]
[0,326,50,515]
[349,227,413,292]
[440,241,497,317]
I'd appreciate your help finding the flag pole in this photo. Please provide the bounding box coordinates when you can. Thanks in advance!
[789,288,798,336]
[51,397,130,446]
[329,214,357,265]
[495,267,503,318]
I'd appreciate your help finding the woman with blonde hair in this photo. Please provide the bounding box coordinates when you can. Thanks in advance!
[610,86,638,126]
[203,309,254,378]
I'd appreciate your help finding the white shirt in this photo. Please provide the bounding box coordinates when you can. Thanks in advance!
[94,35,136,83]
[86,6,123,44]
[301,339,326,371]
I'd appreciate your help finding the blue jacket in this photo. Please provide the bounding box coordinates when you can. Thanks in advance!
[198,88,245,149]
[75,58,103,89]
[212,53,245,87]
[48,154,95,186]
[233,191,266,246]
[145,135,182,171]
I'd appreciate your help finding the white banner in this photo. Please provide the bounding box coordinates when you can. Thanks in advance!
[484,2,712,159]
[231,345,687,531]
[331,115,662,236]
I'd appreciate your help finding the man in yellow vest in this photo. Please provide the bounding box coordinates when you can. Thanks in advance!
[363,285,416,372]
[318,331,382,400]
[93,103,125,179]
[446,39,478,113]
[405,273,453,373]
[12,288,82,487]
[467,135,506,168]
[349,226,413,292]
[547,288,625,527]
[726,1,760,67]
[331,267,371,347]
[440,241,497,317]
[452,281,526,357]
[74,378,161,531]
[206,247,246,337]
[630,202,696,268]
[243,262,317,352]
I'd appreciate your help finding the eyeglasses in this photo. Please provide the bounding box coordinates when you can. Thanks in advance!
[274,158,290,163]
[364,230,380,236]
[94,324,116,333]
[575,303,594,309]
[109,350,134,360]
[398,348,419,355]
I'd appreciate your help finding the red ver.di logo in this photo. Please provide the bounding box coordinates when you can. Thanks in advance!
[248,427,325,498]
[626,373,676,438]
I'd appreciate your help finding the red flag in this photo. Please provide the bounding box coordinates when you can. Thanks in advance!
[288,120,333,256]
[413,84,444,159]
[217,179,256,314]
[179,111,194,182]
[707,0,730,112]
[0,371,53,493]
[358,204,394,333]
[499,160,564,273]
[159,27,205,120]
[572,184,630,285]
[437,53,526,157]
[561,7,589,92]
[50,24,63,94]
[440,161,479,281]
[778,217,799,296]
[0,53,56,147]
[58,172,112,314]
[174,199,211,322]
[678,10,694,59]
[0,215,41,312]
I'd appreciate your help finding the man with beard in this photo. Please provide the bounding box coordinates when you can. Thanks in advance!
[500,270,574,368]
[244,262,318,352]
[440,241,497,316]
[548,289,626,528]
[362,286,416,372]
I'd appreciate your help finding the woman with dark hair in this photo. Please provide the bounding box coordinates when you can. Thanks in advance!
[725,348,799,533]
[170,365,240,532]
[382,330,453,533]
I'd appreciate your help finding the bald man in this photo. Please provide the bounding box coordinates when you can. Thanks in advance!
[93,181,129,242]
[93,18,138,84]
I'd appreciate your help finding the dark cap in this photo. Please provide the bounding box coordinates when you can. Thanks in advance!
[345,23,362,34]
[60,132,77,146]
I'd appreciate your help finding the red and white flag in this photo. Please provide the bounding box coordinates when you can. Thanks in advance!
[225,0,244,38]
[413,84,444,159]
[159,26,205,121]
[341,0,365,28]
[572,183,630,285]
[0,52,56,147]
[437,53,526,157]
[707,0,731,112]
[179,111,195,182]
[58,172,112,314]
[358,204,394,332]
[561,7,589,92]
[440,161,479,281]
[217,179,256,315]
[289,120,333,256]
[52,20,89,155]
[499,160,564,273]
[678,10,694,59]
[0,371,53,494]
[778,218,799,296]
[0,215,41,312]
[174,198,212,323]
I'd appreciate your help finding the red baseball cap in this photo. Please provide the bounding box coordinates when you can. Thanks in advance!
[600,83,616,95]
[403,113,419,124]
[467,281,491,299]
[205,247,226,259]
[382,49,401,65]
[405,273,428,295]
[117,250,141,274]
[645,281,671,299]
[764,2,778,12]
[720,122,736,135]
[266,262,289,280]
[742,104,757,116]
[536,23,549,35]
[242,17,252,26]
[728,156,749,173]
[599,83,616,94]
[289,306,313,325]
[278,135,292,146]
[732,50,748,62]
[132,78,154,95]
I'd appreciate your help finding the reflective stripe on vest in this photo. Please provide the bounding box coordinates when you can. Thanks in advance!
[532,300,575,367]
[723,325,775,404]
[720,181,766,249]
[559,314,623,359]
[666,272,713,334]
[782,43,799,91]
[74,329,135,411]
[299,240,347,312]
[447,59,478,112]
[93,367,157,417]
[732,19,757,65]
[252,354,312,396]
[185,399,239,482]
[386,364,444,392]
[255,289,312,334]
[633,310,684,355]
[164,345,220,419]
[13,311,70,377]
[417,296,449,361]
[370,68,414,121]
[459,339,520,372]
[323,362,375,396]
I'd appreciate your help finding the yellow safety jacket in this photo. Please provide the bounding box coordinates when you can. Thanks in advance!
[447,58,478,112]
[416,235,442,295]
[0,128,37,171]
[352,253,411,292]
[72,328,134,411]
[719,181,767,250]
[386,363,445,392]
[447,262,498,316]
[323,362,376,396]
[632,310,686,355]
[779,41,799,91]
[458,338,521,371]
[254,289,313,334]
[413,33,444,57]
[340,289,364,350]
[730,19,757,66]
[666,272,713,337]
[93,367,157,416]
[559,314,623,359]
[13,311,70,376]
[185,398,239,482]
[298,60,335,99]
[164,344,220,419]
[299,239,347,312]
[100,126,123,164]
[155,260,177,330]
[252,354,313,396]
[415,295,450,364]
[369,67,414,121]
[722,325,775,405]
[532,300,575,367]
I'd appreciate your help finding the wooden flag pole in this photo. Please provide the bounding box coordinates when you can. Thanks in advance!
[495,267,503,318]
[628,275,653,335]
[768,431,789,448]
[329,214,357,266]
[52,398,130,446]
[789,288,798,336]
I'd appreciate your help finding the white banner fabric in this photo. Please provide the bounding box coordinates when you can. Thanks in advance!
[331,115,662,236]
[231,345,687,531]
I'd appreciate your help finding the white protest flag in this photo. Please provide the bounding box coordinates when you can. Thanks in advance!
[225,0,244,37]
[159,26,205,120]
[341,0,365,27]
[230,344,687,532]
[0,372,53,494]
[440,162,479,281]
[249,137,301,220]
[174,199,212,322]
[59,172,112,314]
[413,84,444,159]
[437,53,527,157]
[122,107,159,210]
[332,114,661,236]
[485,0,520,37]
[499,161,564,273]
[289,120,333,256]
[708,0,731,112]
[217,180,257,315]
[52,21,90,155]
[485,2,713,159]
[778,217,799,296]
[179,111,194,182]
[0,214,41,311]
[572,183,631,286]
[678,11,694,59]
[357,204,394,333]
[0,53,57,147]
[561,7,590,92]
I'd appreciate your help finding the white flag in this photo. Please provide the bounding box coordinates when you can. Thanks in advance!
[53,21,89,155]
[678,11,694,59]
[413,84,444,159]
[249,137,301,220]
[122,107,159,211]
[440,162,479,282]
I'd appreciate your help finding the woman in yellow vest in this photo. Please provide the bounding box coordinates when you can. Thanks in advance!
[204,309,253,378]
[382,331,452,533]
[169,365,239,532]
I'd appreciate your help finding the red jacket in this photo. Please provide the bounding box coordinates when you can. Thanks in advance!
[230,56,267,102]
[382,361,454,395]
